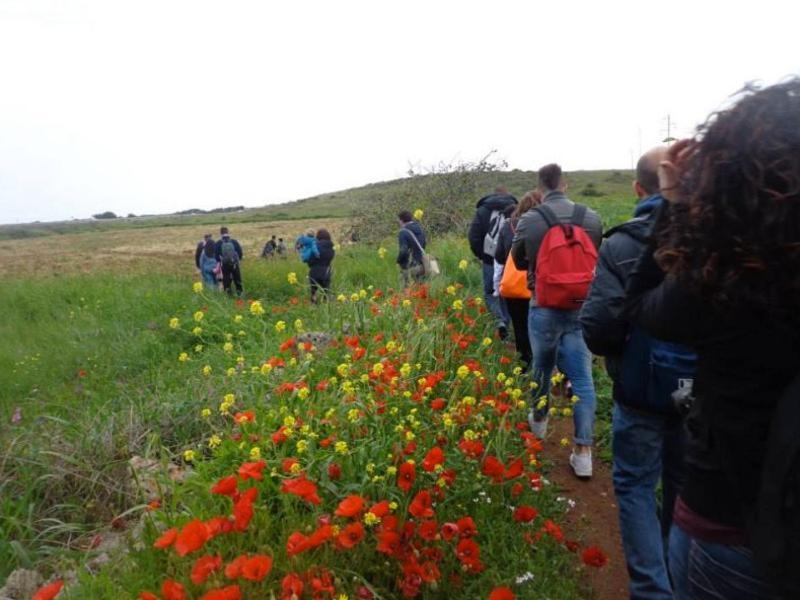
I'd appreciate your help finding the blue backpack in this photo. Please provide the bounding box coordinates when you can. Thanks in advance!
[619,325,697,415]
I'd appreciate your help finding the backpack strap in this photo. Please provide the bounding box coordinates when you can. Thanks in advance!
[403,227,426,256]
[533,204,559,228]
[571,203,588,227]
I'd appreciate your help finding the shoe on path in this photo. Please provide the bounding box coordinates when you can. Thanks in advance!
[528,412,548,439]
[569,450,593,479]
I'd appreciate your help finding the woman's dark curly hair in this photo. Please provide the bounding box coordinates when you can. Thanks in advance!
[654,78,800,317]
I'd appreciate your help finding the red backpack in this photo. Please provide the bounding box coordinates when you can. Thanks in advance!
[534,203,598,309]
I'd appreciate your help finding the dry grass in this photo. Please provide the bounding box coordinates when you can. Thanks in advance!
[0,218,346,277]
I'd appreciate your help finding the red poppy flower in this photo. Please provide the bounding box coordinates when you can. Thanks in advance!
[409,490,435,519]
[582,545,609,568]
[328,462,342,480]
[206,516,233,538]
[238,459,267,481]
[397,461,416,493]
[421,447,444,472]
[232,487,258,532]
[456,538,480,563]
[281,457,299,473]
[281,573,304,598]
[543,519,564,542]
[458,438,484,459]
[503,457,524,480]
[430,397,446,411]
[233,411,255,424]
[337,521,365,549]
[200,585,242,600]
[211,475,238,497]
[456,516,478,538]
[369,500,390,518]
[488,586,516,600]
[281,474,322,505]
[335,494,365,518]
[32,580,64,600]
[481,456,505,482]
[162,580,187,600]
[511,482,524,497]
[241,554,273,581]
[140,593,158,600]
[513,505,538,523]
[418,519,438,541]
[376,529,401,555]
[224,555,248,579]
[175,519,210,556]
[153,527,178,549]
[191,555,223,585]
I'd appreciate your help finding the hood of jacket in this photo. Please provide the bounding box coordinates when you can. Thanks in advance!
[475,193,517,211]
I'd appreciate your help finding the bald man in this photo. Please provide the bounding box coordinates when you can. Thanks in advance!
[580,147,693,599]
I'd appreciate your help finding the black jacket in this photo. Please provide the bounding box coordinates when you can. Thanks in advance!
[468,193,517,264]
[397,221,426,269]
[308,239,335,281]
[214,236,243,263]
[195,241,205,268]
[493,214,519,267]
[623,201,800,529]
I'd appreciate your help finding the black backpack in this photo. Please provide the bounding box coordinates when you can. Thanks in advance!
[220,239,239,267]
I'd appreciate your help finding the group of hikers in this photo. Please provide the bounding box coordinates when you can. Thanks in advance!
[467,80,800,600]
[194,227,335,303]
[189,80,800,599]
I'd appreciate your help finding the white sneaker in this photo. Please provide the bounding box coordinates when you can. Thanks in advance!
[528,412,548,439]
[569,450,593,478]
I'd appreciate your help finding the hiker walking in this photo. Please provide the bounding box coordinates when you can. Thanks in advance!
[623,80,800,599]
[296,229,320,264]
[581,148,692,599]
[261,235,277,258]
[511,163,602,478]
[276,238,287,257]
[199,236,219,289]
[195,233,212,271]
[397,210,426,287]
[307,229,335,303]
[214,226,244,296]
[493,191,541,369]
[468,186,517,339]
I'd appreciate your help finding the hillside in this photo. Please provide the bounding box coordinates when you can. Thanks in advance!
[0,169,635,241]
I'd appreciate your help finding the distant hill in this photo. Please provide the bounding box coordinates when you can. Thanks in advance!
[0,169,635,241]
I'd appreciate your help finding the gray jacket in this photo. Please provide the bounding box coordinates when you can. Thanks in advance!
[511,191,603,296]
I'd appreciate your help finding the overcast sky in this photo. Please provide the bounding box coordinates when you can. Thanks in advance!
[1,0,798,224]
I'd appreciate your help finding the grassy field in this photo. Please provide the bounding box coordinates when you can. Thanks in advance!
[0,175,629,598]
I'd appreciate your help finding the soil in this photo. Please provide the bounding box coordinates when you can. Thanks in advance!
[544,417,629,600]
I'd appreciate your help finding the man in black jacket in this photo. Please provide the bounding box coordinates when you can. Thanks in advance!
[580,147,688,599]
[467,186,517,338]
[214,226,244,296]
[397,210,426,287]
[195,233,212,270]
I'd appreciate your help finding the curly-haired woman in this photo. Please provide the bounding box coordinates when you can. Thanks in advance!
[624,79,800,598]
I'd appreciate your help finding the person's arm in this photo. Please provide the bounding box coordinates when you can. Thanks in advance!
[397,230,410,265]
[195,243,203,268]
[580,239,631,356]
[467,209,485,260]
[494,222,512,266]
[214,241,221,262]
[511,212,534,271]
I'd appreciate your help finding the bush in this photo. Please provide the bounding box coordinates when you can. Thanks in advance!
[579,183,606,198]
[92,211,118,219]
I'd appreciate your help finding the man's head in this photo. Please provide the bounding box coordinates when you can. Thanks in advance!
[494,185,509,196]
[634,146,668,199]
[203,233,212,241]
[271,235,276,240]
[398,210,413,224]
[220,226,229,236]
[537,163,564,193]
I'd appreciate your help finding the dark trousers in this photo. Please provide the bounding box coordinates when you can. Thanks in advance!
[310,275,330,303]
[505,297,532,368]
[222,263,242,295]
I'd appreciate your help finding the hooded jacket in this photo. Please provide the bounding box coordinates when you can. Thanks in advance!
[308,238,335,282]
[467,193,517,264]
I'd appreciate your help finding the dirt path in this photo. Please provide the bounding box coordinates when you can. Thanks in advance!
[544,418,628,600]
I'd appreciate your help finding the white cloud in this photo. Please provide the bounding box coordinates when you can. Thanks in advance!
[1,0,798,223]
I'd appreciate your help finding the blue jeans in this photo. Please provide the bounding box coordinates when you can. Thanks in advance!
[528,306,596,445]
[613,403,686,599]
[669,524,780,600]
[482,262,509,328]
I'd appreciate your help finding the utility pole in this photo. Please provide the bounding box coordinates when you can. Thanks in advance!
[663,114,677,143]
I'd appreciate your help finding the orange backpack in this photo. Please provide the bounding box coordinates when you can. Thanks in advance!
[499,221,532,300]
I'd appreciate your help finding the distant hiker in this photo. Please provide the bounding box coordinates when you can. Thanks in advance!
[468,185,517,339]
[214,226,244,296]
[276,238,287,257]
[511,163,602,478]
[261,235,277,258]
[581,147,692,598]
[195,233,212,270]
[307,229,335,303]
[296,229,320,263]
[397,210,426,287]
[493,191,542,369]
[199,236,219,289]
